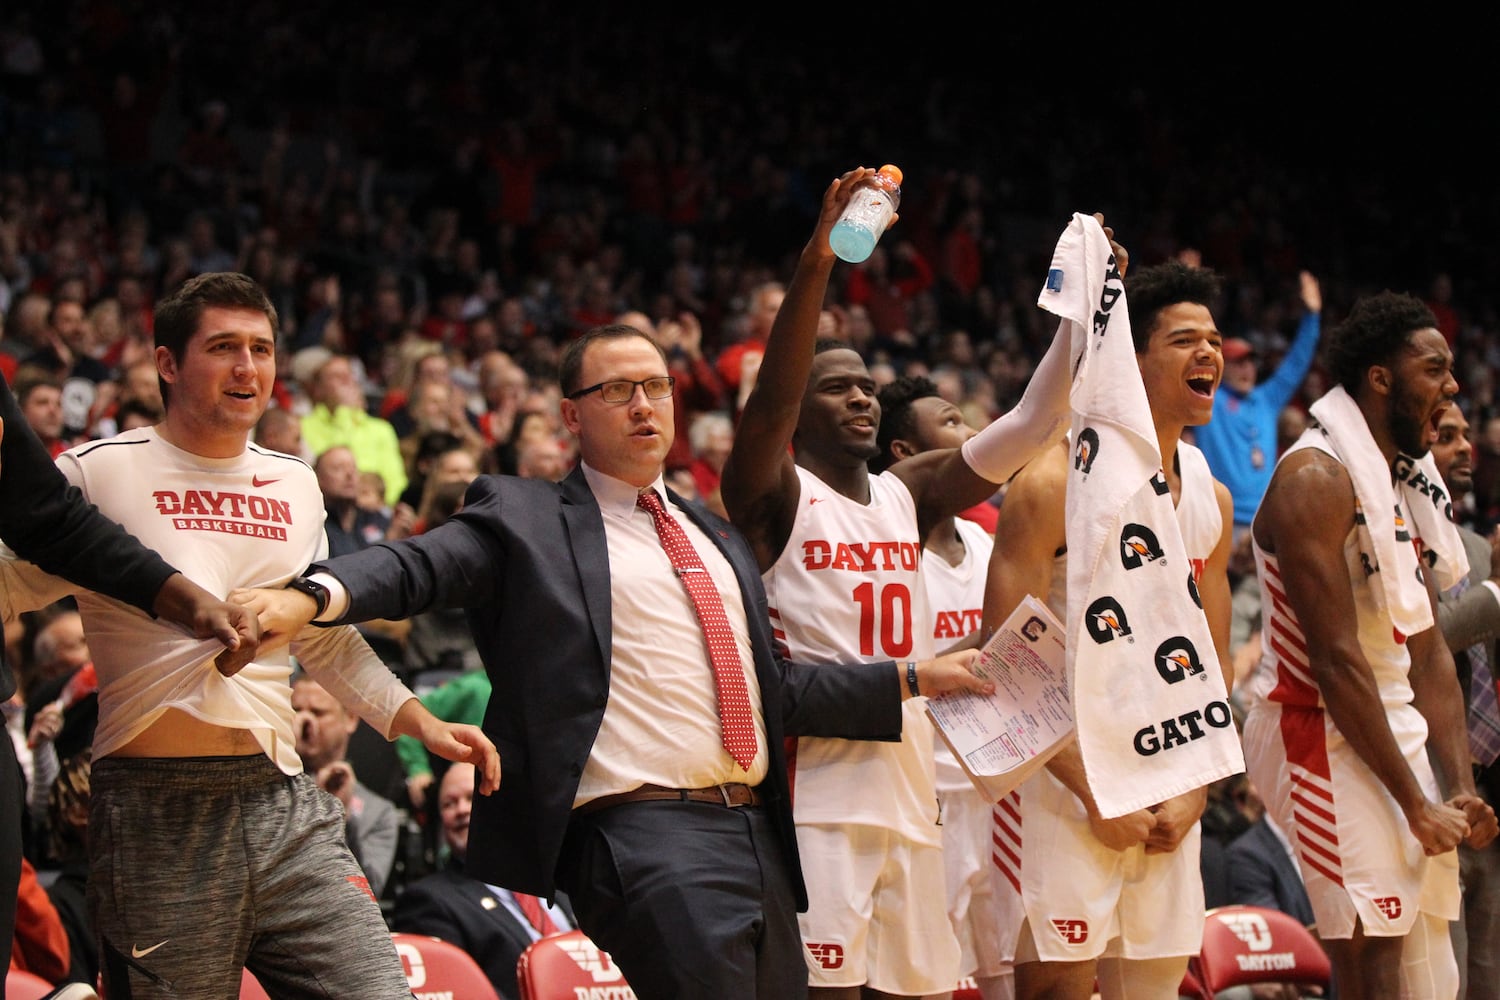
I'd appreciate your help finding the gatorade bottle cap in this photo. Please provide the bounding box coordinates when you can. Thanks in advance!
[878,164,903,186]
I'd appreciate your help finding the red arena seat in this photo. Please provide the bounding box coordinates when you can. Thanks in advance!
[516,929,636,1000]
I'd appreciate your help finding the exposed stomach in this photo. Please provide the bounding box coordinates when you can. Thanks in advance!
[107,707,262,758]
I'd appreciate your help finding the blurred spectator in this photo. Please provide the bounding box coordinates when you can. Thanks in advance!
[393,433,473,517]
[14,372,68,459]
[45,750,96,986]
[90,359,163,439]
[843,242,933,351]
[316,445,390,558]
[254,406,304,459]
[686,411,733,519]
[471,350,530,448]
[397,377,485,470]
[357,471,390,516]
[291,675,400,899]
[29,299,112,439]
[1227,794,1316,929]
[394,762,574,1000]
[1,685,50,858]
[1196,271,1322,536]
[2,293,51,369]
[1474,417,1500,529]
[716,282,783,394]
[411,468,475,535]
[23,602,95,766]
[1430,402,1500,1000]
[296,348,408,505]
[113,397,160,433]
[620,309,724,471]
[1201,772,1260,847]
[515,438,566,482]
[490,410,556,476]
[380,341,449,431]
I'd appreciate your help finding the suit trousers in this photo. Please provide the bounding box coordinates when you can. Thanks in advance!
[559,798,806,1000]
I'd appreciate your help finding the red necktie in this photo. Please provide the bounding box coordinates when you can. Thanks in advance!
[636,490,759,769]
[515,892,559,936]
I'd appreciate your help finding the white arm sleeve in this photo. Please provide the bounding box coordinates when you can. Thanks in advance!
[292,623,415,739]
[961,324,1072,483]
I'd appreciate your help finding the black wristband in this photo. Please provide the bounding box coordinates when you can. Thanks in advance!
[906,661,921,698]
[286,575,330,619]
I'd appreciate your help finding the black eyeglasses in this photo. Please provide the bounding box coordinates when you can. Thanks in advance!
[567,376,675,403]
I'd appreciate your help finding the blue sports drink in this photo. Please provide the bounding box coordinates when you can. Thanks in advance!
[829,165,902,264]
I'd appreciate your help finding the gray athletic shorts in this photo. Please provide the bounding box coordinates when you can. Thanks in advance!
[90,754,412,999]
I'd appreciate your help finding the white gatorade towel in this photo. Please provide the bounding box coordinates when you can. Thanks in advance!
[1306,386,1467,635]
[1040,212,1243,817]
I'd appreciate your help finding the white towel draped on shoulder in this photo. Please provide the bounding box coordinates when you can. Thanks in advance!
[1307,386,1467,636]
[1040,212,1243,817]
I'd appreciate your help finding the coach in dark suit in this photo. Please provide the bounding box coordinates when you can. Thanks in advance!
[0,373,257,978]
[250,325,988,1000]
[395,762,576,999]
[1431,404,1500,1000]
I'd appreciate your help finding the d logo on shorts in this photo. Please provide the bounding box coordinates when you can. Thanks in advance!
[1374,896,1403,919]
[806,943,845,970]
[1050,919,1088,945]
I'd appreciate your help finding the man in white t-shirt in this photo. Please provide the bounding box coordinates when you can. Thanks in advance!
[0,272,499,999]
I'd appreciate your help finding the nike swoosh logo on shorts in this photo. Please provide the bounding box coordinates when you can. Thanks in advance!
[132,940,169,958]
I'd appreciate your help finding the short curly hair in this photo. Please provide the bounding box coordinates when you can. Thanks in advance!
[1125,262,1223,353]
[1325,292,1439,395]
[873,375,942,472]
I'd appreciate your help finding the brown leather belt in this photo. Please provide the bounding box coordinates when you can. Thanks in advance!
[576,782,761,816]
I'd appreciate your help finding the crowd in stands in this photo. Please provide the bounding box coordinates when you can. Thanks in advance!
[5,2,1499,993]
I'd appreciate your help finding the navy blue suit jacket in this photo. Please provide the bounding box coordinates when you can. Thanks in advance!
[316,467,902,907]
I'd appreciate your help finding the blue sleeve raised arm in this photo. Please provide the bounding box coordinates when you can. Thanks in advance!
[1259,311,1321,410]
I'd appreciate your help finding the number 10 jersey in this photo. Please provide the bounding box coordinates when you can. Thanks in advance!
[763,466,940,845]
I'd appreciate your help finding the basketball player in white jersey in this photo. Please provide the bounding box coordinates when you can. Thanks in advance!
[1245,291,1497,998]
[983,262,1235,1000]
[876,374,1021,1000]
[722,167,1125,999]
